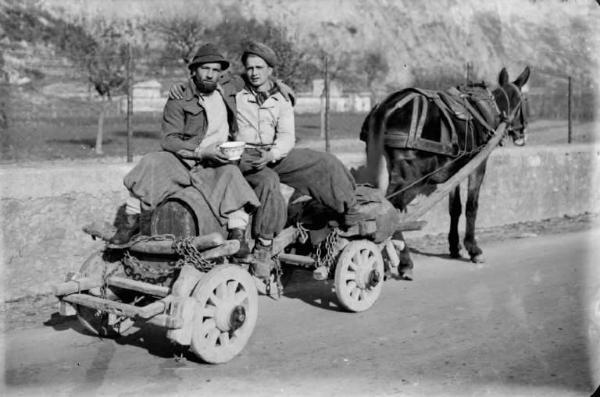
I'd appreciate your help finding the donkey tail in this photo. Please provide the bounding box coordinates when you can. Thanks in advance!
[363,103,387,190]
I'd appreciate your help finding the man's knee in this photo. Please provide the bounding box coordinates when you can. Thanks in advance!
[248,168,281,190]
[142,151,178,166]
[124,151,186,191]
[218,164,240,176]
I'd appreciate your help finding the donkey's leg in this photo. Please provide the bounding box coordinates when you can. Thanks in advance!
[393,230,413,280]
[448,185,462,258]
[464,161,488,263]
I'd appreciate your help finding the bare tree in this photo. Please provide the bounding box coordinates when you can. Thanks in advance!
[151,17,206,64]
[84,22,128,154]
[361,51,389,92]
[208,15,316,90]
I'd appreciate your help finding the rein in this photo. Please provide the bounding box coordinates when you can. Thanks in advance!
[496,83,524,135]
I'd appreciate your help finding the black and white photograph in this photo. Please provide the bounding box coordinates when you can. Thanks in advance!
[1,0,599,396]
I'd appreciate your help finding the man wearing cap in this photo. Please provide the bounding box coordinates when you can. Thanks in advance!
[168,42,365,280]
[235,41,361,277]
[109,43,259,255]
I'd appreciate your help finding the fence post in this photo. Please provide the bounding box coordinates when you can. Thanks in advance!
[126,43,134,162]
[465,61,472,84]
[567,75,572,144]
[324,54,330,153]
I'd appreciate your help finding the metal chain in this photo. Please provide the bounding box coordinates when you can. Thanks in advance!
[271,257,284,299]
[296,223,309,244]
[121,236,217,284]
[313,228,340,277]
[172,237,216,272]
[122,251,178,284]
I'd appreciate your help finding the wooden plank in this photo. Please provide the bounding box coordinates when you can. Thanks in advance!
[146,313,183,329]
[201,240,240,259]
[62,294,169,319]
[129,232,225,255]
[394,220,427,232]
[398,122,507,224]
[137,299,171,318]
[53,277,102,296]
[107,276,171,297]
[272,227,299,255]
[279,253,315,267]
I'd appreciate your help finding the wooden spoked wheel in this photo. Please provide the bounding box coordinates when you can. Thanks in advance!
[75,250,135,337]
[334,240,384,312]
[190,264,258,364]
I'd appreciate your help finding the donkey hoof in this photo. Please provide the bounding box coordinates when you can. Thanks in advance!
[398,267,413,281]
[449,251,462,259]
[470,254,486,263]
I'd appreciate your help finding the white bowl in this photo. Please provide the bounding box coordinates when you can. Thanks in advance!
[219,141,246,161]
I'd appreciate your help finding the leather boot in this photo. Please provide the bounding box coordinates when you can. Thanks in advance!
[109,214,140,245]
[228,228,251,259]
[250,239,274,280]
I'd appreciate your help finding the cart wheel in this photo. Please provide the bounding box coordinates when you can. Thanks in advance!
[190,264,258,364]
[334,240,384,312]
[75,250,135,337]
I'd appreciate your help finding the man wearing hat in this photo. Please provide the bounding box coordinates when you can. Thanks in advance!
[168,42,366,280]
[109,43,259,256]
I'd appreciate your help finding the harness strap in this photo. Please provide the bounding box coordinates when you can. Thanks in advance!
[459,99,496,133]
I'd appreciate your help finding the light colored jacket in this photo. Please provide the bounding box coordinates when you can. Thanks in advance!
[234,87,295,161]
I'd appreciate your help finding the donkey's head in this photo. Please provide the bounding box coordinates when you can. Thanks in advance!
[493,66,531,146]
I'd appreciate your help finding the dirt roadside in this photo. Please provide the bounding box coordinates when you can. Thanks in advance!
[2,212,596,333]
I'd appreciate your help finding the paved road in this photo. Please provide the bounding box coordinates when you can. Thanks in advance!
[3,229,600,397]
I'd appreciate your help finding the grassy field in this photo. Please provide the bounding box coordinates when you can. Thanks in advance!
[0,113,597,163]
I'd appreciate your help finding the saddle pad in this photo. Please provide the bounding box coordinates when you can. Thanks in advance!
[383,88,459,156]
[382,85,496,156]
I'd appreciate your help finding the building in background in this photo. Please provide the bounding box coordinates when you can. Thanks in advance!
[295,79,371,114]
[120,79,165,113]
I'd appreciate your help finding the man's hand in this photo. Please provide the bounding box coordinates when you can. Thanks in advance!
[250,149,275,170]
[195,143,229,165]
[274,79,296,106]
[168,82,187,100]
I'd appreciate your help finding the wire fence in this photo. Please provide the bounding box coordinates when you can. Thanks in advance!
[1,51,596,162]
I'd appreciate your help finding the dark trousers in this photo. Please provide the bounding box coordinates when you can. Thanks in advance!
[240,148,357,239]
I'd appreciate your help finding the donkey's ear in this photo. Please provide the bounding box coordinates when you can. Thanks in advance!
[513,66,531,88]
[498,68,509,86]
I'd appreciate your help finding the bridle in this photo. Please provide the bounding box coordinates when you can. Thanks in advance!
[495,83,527,142]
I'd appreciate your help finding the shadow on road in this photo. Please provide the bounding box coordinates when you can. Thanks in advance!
[408,247,474,263]
[42,311,181,360]
[281,271,344,312]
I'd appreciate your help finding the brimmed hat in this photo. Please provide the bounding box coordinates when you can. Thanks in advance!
[241,41,278,67]
[188,43,230,71]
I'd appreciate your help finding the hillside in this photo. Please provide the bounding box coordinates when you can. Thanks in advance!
[1,0,597,124]
[39,0,599,89]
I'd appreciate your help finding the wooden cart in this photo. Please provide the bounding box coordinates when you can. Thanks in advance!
[53,122,508,364]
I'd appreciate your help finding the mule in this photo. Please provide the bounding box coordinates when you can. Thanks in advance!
[356,67,530,277]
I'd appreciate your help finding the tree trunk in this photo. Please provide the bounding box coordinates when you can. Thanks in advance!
[95,99,110,155]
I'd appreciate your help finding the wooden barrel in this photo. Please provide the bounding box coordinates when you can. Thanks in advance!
[150,186,227,239]
[151,198,198,238]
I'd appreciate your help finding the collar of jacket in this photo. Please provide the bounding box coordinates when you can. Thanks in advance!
[241,75,281,100]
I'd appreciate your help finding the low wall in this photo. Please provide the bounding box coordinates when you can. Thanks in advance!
[1,145,598,301]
